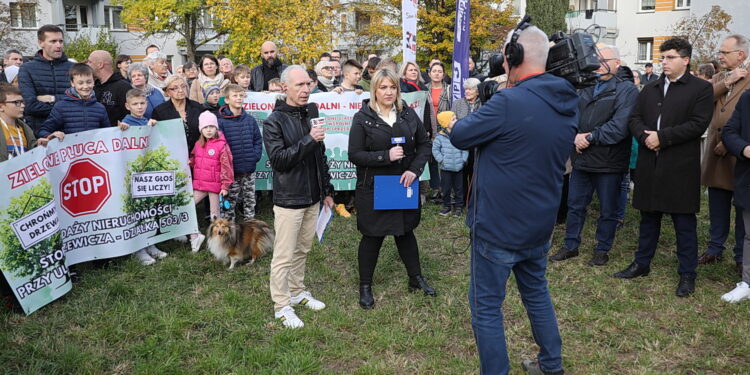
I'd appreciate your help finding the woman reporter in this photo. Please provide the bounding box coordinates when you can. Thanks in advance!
[348,68,436,310]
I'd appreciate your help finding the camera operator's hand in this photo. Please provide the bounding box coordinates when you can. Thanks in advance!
[743,146,750,159]
[389,145,404,161]
[644,130,660,151]
[574,133,590,153]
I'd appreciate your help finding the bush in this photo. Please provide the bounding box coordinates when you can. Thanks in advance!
[65,28,119,62]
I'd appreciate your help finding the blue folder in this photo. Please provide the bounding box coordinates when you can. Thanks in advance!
[374,175,419,210]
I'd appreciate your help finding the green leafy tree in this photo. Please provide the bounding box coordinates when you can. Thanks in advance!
[64,28,119,62]
[0,2,29,52]
[671,5,732,64]
[0,178,60,279]
[121,145,191,236]
[117,0,227,62]
[525,0,567,36]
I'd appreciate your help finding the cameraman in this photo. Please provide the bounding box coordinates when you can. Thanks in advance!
[549,45,639,266]
[450,23,578,375]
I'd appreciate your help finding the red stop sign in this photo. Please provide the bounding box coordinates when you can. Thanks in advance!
[60,158,112,217]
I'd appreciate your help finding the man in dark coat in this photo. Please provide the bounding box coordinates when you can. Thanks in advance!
[88,50,131,127]
[250,41,287,92]
[263,65,333,329]
[17,25,74,133]
[615,38,714,298]
[642,62,659,84]
[549,45,639,267]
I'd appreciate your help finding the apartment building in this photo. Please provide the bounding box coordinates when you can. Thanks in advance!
[3,0,221,64]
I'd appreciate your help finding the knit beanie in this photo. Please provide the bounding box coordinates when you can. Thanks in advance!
[202,83,221,101]
[198,111,219,132]
[437,111,455,129]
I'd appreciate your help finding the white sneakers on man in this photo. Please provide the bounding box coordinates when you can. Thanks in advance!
[721,281,750,303]
[290,291,326,311]
[275,306,304,328]
[146,245,168,259]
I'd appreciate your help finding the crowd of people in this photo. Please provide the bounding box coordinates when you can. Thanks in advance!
[2,21,750,375]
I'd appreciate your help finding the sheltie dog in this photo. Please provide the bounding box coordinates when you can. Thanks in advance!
[206,218,274,269]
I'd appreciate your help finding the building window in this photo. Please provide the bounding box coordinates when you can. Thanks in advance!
[104,6,123,30]
[9,2,36,28]
[638,38,653,62]
[64,5,88,31]
[640,0,655,11]
[355,11,370,31]
[675,0,690,9]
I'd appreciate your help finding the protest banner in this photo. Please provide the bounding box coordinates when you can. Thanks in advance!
[0,119,199,314]
[244,91,429,190]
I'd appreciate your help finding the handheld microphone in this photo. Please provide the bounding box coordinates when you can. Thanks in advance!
[391,137,405,163]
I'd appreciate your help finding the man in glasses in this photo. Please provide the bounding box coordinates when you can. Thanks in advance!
[699,34,750,277]
[0,83,36,162]
[550,45,638,267]
[615,38,714,297]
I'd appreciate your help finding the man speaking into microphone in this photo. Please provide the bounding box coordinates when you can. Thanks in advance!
[450,19,579,375]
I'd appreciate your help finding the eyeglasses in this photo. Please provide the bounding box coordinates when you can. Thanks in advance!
[718,50,741,56]
[660,55,686,62]
[0,100,24,107]
[321,66,334,70]
[168,85,188,92]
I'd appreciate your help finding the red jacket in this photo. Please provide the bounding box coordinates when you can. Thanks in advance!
[190,133,234,193]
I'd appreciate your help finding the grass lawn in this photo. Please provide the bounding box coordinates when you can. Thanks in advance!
[1,193,749,375]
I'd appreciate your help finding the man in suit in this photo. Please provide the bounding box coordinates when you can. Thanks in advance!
[615,38,714,297]
[699,34,750,276]
[642,62,659,84]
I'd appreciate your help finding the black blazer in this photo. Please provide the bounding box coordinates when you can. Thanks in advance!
[151,99,205,152]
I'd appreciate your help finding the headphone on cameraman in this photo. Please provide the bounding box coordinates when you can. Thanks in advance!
[504,15,533,69]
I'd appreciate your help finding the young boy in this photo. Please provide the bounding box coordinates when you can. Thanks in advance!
[340,59,364,94]
[117,88,166,265]
[267,78,283,94]
[0,83,36,161]
[233,64,252,91]
[38,63,109,144]
[202,83,221,116]
[433,111,468,217]
[218,84,263,222]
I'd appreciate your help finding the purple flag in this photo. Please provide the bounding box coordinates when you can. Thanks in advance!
[451,0,471,102]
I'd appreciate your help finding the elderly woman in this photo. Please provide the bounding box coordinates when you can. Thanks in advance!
[144,51,171,90]
[189,54,229,103]
[348,68,436,309]
[314,60,340,92]
[115,54,132,79]
[127,63,165,119]
[151,75,204,152]
[452,78,482,120]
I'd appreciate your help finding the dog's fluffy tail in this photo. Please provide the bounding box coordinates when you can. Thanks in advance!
[258,224,275,256]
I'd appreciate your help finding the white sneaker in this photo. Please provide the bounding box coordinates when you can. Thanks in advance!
[134,248,156,266]
[721,281,750,303]
[174,235,189,243]
[290,291,326,311]
[190,234,205,252]
[274,306,304,328]
[146,245,168,259]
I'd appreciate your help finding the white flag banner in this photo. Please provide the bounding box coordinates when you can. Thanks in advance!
[402,0,418,63]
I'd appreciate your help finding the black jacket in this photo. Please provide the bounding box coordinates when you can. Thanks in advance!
[629,73,713,213]
[151,99,205,152]
[263,99,334,207]
[94,72,131,127]
[250,59,287,92]
[348,99,431,237]
[571,77,639,173]
[722,90,750,209]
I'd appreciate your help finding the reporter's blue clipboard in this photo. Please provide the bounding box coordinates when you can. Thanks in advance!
[374,175,419,210]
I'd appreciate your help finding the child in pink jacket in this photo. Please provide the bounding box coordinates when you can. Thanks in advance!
[188,111,234,252]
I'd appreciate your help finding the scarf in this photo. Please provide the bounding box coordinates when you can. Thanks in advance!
[318,75,336,92]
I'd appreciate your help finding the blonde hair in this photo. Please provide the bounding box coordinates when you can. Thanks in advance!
[163,75,189,97]
[398,61,424,84]
[369,68,403,112]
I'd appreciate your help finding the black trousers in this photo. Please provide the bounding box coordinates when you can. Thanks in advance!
[358,230,422,285]
[440,170,464,208]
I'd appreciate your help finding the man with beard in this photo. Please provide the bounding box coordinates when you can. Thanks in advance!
[251,41,288,92]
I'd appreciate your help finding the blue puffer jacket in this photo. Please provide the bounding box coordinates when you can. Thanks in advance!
[217,105,263,174]
[18,51,75,131]
[433,131,468,172]
[37,88,110,137]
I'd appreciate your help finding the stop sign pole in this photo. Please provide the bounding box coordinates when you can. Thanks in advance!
[59,158,112,217]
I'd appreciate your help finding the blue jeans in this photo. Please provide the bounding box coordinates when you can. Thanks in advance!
[563,170,624,252]
[706,187,744,262]
[634,211,698,278]
[469,238,563,375]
